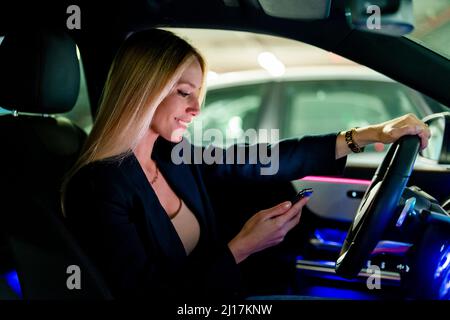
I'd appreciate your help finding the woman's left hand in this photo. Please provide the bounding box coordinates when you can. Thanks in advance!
[372,113,431,150]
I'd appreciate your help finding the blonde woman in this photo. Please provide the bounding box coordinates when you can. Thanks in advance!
[62,29,430,300]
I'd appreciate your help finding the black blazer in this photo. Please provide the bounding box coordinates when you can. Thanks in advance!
[64,133,346,300]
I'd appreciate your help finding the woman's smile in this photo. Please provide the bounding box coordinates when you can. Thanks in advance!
[175,117,192,129]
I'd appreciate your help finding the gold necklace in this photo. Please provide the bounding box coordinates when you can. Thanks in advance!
[150,167,158,184]
[146,164,159,185]
[170,197,183,219]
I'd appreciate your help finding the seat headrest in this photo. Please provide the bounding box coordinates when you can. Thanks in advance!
[0,29,80,114]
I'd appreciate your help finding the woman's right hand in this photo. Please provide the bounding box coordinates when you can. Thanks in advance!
[228,196,310,264]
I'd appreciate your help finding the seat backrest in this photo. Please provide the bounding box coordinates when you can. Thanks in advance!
[0,28,112,299]
[0,28,85,207]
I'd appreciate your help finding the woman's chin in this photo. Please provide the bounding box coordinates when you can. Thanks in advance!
[167,129,185,143]
[173,136,183,143]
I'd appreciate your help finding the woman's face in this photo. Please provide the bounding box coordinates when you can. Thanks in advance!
[151,58,203,142]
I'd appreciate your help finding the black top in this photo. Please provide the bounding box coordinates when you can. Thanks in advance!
[64,134,346,300]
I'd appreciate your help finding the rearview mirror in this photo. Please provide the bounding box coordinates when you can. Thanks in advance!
[345,0,414,36]
[421,112,450,164]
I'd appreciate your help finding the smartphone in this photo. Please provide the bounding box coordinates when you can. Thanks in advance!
[290,188,313,205]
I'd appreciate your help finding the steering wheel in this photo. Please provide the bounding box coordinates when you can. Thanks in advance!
[335,135,421,278]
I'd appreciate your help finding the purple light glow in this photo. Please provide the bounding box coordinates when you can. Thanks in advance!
[300,176,371,186]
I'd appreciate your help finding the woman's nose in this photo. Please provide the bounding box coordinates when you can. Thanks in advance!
[187,99,200,117]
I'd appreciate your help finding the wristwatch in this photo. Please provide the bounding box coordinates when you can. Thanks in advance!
[345,127,365,153]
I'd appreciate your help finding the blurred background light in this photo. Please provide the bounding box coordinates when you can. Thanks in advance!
[207,70,219,83]
[257,51,285,76]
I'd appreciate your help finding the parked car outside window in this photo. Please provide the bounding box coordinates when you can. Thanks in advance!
[190,66,445,167]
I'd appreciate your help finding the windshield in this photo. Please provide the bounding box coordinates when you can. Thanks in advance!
[407,0,450,59]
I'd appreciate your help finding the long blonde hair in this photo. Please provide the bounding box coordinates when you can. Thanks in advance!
[61,29,206,214]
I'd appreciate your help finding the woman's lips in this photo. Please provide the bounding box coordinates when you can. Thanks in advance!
[175,117,191,129]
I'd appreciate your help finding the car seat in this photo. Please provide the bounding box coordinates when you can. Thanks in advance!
[0,28,112,299]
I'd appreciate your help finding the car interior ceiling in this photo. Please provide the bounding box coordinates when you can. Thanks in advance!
[0,0,449,300]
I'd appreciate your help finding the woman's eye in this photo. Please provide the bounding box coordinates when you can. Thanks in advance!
[177,90,190,98]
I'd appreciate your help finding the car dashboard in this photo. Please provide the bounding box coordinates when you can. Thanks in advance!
[290,176,450,300]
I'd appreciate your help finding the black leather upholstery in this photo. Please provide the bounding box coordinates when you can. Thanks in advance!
[0,29,112,299]
[0,29,80,114]
[0,28,85,215]
[0,115,86,209]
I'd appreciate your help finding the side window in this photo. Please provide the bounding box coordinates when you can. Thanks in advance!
[282,80,426,153]
[188,83,266,147]
[0,42,93,134]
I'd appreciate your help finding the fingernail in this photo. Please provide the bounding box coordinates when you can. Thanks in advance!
[284,202,291,208]
[416,125,422,133]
